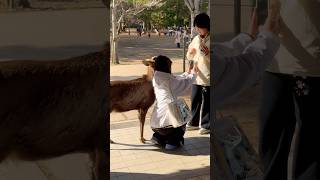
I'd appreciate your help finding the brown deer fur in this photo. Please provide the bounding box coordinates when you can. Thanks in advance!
[0,46,108,180]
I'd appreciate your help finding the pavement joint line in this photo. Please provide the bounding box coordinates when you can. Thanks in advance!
[110,118,150,125]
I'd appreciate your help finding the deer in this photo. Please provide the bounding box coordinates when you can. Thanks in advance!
[110,58,156,143]
[0,45,108,180]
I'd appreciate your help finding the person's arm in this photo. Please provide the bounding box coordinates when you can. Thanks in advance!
[214,33,253,56]
[170,72,197,97]
[213,31,280,107]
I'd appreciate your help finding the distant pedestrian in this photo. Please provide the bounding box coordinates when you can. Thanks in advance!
[175,29,182,48]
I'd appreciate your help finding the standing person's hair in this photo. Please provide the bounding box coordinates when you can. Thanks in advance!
[193,13,210,31]
[154,55,172,74]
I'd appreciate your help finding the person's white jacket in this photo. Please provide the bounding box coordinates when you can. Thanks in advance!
[150,71,196,129]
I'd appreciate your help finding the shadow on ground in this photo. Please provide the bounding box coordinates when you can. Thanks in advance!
[111,136,210,156]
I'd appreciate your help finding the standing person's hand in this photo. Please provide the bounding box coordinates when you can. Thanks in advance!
[200,42,209,56]
[248,7,258,39]
[192,62,199,74]
[188,60,194,73]
[263,0,281,35]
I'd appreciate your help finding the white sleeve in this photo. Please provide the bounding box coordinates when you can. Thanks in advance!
[186,37,197,60]
[214,33,253,57]
[170,73,196,97]
[213,31,280,107]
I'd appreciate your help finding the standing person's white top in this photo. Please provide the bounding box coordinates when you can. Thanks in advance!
[186,34,210,86]
[267,0,320,77]
[150,71,196,129]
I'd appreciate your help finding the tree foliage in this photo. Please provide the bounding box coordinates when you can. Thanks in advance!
[136,0,190,29]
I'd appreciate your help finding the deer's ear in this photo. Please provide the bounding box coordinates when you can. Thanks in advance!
[142,59,155,67]
[142,60,150,66]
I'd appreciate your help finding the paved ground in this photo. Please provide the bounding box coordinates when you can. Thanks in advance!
[111,127,210,180]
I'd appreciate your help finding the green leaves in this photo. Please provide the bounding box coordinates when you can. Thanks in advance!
[137,0,190,29]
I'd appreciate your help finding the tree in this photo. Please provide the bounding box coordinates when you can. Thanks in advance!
[18,0,31,8]
[136,0,190,32]
[184,0,209,37]
[110,0,163,64]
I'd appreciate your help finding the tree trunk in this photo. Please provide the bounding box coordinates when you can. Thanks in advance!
[111,0,120,64]
[18,0,31,8]
[0,0,9,8]
[184,0,200,38]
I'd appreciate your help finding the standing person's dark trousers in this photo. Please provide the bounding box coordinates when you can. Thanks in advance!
[187,84,210,130]
[259,72,320,180]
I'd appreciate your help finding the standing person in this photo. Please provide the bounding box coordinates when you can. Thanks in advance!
[259,0,320,179]
[150,55,198,150]
[136,27,139,37]
[175,28,182,48]
[185,13,211,134]
[148,30,151,38]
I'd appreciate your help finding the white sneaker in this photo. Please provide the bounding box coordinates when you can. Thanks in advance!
[199,128,210,135]
[186,124,199,131]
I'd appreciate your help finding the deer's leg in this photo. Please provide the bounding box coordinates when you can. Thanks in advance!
[138,108,148,143]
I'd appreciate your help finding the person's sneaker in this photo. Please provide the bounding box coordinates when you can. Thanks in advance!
[165,144,180,150]
[150,136,161,146]
[199,128,210,135]
[186,124,199,131]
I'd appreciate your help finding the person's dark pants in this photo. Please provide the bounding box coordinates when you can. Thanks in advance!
[259,72,320,180]
[187,85,210,130]
[177,43,180,48]
[152,125,186,147]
